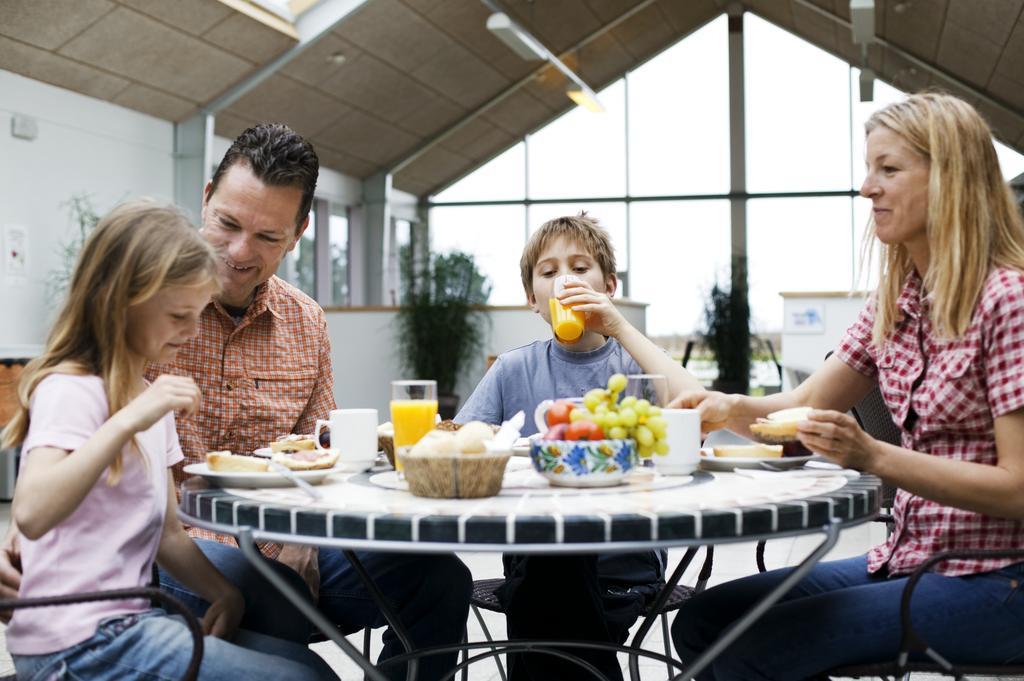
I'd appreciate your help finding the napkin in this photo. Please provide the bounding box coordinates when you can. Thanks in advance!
[486,411,525,452]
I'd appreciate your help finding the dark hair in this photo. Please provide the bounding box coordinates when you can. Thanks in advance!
[209,123,319,231]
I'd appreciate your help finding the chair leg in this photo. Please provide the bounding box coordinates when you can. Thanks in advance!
[362,626,372,681]
[471,604,507,681]
[661,612,673,680]
[756,540,767,573]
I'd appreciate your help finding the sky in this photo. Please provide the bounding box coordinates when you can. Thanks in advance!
[429,14,1024,338]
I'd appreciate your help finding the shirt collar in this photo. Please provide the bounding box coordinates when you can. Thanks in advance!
[896,270,923,319]
[210,277,284,323]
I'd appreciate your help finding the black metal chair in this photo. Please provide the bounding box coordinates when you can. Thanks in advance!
[817,548,1024,680]
[0,586,203,681]
[468,548,716,681]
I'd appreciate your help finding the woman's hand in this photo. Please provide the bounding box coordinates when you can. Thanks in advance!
[202,586,244,640]
[668,390,735,433]
[115,375,201,434]
[559,282,626,338]
[797,410,880,470]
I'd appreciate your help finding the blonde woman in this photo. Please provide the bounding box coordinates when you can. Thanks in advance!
[2,201,336,680]
[670,92,1024,679]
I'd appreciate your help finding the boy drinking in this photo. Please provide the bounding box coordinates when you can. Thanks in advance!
[456,213,704,681]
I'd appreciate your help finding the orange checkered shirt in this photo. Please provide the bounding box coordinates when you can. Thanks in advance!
[146,275,336,559]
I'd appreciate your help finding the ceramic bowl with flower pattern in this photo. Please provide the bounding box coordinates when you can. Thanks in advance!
[529,439,638,487]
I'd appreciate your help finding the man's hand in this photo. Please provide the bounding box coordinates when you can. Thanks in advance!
[202,586,244,640]
[558,281,626,338]
[0,529,21,623]
[668,390,734,434]
[277,544,320,601]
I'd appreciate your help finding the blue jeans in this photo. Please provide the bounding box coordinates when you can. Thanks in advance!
[160,539,473,681]
[671,554,1024,681]
[13,609,337,680]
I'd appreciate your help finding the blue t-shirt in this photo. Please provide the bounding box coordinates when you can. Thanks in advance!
[455,338,642,435]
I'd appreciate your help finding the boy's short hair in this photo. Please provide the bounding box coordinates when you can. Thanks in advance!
[520,213,617,297]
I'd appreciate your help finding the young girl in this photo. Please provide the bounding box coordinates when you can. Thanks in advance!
[2,200,336,680]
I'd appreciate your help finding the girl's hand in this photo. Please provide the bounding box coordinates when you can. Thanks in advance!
[668,390,733,433]
[559,282,625,338]
[116,375,201,434]
[797,410,879,470]
[202,587,244,640]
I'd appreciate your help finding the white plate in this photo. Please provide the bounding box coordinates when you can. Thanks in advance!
[698,447,814,472]
[183,462,348,488]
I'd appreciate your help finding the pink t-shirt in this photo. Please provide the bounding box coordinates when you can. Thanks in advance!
[7,374,183,655]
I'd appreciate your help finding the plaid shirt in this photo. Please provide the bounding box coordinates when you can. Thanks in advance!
[147,275,335,559]
[837,267,1024,577]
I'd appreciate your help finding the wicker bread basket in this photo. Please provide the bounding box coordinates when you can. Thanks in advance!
[402,450,511,499]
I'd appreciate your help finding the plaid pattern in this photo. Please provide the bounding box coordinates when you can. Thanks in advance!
[837,268,1024,577]
[147,275,336,559]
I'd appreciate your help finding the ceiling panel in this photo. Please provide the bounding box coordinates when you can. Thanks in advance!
[225,73,348,139]
[936,19,1002,88]
[880,0,947,61]
[411,40,510,108]
[945,0,1020,47]
[989,72,1024,111]
[502,0,603,53]
[791,1,839,54]
[608,4,675,60]
[395,146,475,188]
[58,7,253,102]
[280,33,360,87]
[0,0,115,50]
[333,0,450,73]
[0,34,130,100]
[481,88,556,136]
[202,12,296,64]
[116,0,233,36]
[315,108,421,165]
[993,14,1024,84]
[315,145,381,178]
[655,0,721,34]
[113,83,197,121]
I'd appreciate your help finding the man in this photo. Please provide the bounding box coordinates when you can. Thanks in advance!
[1,124,472,681]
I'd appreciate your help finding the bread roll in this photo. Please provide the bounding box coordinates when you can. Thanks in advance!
[272,449,339,471]
[206,451,269,472]
[712,444,784,459]
[270,435,317,453]
[749,406,813,444]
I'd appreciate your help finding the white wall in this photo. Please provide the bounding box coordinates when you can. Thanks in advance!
[327,302,648,416]
[780,292,868,389]
[0,69,175,357]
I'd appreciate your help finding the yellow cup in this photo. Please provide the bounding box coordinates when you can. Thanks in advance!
[549,297,585,343]
[390,399,438,473]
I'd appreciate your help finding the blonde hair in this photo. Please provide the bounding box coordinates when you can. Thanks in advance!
[2,200,218,483]
[520,213,617,298]
[864,92,1024,346]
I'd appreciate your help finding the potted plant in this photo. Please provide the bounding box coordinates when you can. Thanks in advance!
[46,195,100,306]
[701,259,751,394]
[395,247,492,419]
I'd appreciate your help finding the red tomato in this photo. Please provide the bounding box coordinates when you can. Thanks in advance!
[565,420,604,441]
[546,400,576,427]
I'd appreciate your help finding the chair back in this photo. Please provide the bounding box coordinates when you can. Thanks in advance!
[850,385,900,508]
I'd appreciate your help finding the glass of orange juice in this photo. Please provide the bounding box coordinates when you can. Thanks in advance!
[390,380,438,477]
[550,275,585,343]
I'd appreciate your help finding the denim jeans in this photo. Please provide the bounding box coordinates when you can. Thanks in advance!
[13,609,337,680]
[671,554,1024,681]
[160,539,473,681]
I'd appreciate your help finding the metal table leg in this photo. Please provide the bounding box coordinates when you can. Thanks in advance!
[237,529,389,681]
[671,519,843,680]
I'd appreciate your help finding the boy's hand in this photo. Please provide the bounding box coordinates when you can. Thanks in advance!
[559,282,627,338]
[115,375,201,434]
[668,390,733,433]
[202,586,244,640]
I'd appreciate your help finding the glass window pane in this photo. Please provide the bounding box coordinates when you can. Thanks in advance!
[747,197,855,332]
[850,72,907,190]
[527,203,627,296]
[629,200,731,339]
[277,209,315,299]
[628,16,729,196]
[329,204,348,306]
[745,14,852,192]
[432,142,525,203]
[527,80,627,199]
[996,139,1024,182]
[429,205,526,305]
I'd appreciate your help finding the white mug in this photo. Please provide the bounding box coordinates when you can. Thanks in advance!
[315,408,378,463]
[656,408,701,475]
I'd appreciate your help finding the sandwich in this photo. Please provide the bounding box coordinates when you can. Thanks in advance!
[206,451,269,472]
[270,434,317,453]
[271,448,340,471]
[749,407,814,444]
[712,444,784,459]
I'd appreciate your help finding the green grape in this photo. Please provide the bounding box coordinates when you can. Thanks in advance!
[635,399,650,416]
[649,406,662,417]
[594,403,609,415]
[635,425,654,447]
[638,442,655,458]
[619,407,638,428]
[646,416,667,438]
[608,426,628,439]
[619,395,637,410]
[607,373,628,393]
[603,412,620,429]
[584,388,606,412]
[570,408,588,423]
[654,440,670,455]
